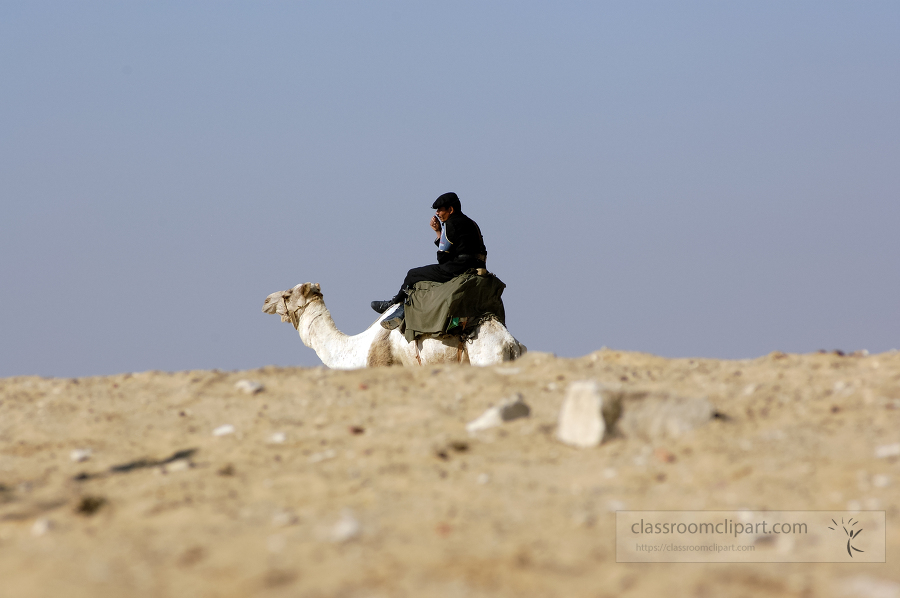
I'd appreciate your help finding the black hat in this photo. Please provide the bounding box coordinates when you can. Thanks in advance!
[432,192,461,211]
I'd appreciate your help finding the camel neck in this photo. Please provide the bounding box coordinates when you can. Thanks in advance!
[296,300,376,369]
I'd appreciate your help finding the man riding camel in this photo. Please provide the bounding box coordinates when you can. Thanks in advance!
[371,192,487,329]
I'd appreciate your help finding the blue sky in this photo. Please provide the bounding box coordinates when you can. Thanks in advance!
[2,2,898,377]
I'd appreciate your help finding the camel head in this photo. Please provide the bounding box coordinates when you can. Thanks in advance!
[262,283,323,324]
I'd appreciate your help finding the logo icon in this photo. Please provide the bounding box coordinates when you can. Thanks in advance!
[829,518,864,557]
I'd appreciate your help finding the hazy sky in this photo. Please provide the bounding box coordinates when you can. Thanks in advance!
[2,2,898,378]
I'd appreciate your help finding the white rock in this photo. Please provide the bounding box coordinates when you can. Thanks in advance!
[69,449,92,462]
[875,443,900,458]
[235,379,264,394]
[873,474,891,488]
[266,534,286,553]
[162,459,191,473]
[267,432,287,444]
[271,511,298,527]
[31,518,52,536]
[494,367,520,376]
[841,575,900,598]
[213,424,235,436]
[466,394,531,434]
[329,510,361,543]
[309,449,336,463]
[557,381,606,448]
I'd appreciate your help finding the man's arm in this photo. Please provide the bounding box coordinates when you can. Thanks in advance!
[430,215,441,241]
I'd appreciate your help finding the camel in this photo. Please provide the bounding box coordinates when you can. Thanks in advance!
[262,282,526,369]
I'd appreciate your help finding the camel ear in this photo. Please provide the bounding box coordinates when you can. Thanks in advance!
[299,282,322,298]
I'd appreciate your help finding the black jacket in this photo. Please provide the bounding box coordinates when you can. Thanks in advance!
[434,211,487,268]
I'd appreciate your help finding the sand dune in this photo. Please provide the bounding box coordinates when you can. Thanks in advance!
[1,349,898,597]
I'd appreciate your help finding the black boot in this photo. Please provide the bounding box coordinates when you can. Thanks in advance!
[371,291,407,314]
[370,300,393,314]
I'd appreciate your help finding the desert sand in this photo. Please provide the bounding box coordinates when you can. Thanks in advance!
[1,348,899,597]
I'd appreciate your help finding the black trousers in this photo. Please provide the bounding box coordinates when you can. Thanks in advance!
[398,260,485,297]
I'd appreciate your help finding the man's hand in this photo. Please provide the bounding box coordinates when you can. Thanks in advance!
[430,215,441,234]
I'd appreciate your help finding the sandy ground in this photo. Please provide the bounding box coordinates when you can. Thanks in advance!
[1,349,899,598]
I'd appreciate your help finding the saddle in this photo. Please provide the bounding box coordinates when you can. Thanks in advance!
[401,268,506,342]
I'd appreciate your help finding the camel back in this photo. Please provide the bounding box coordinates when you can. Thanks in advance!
[403,269,506,342]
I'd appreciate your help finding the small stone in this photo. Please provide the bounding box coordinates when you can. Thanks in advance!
[841,576,900,598]
[235,380,264,394]
[654,448,676,463]
[213,424,235,436]
[477,473,491,485]
[329,510,360,543]
[556,381,607,448]
[873,474,891,488]
[267,432,287,444]
[163,459,191,473]
[266,534,286,553]
[31,518,51,536]
[69,449,92,463]
[309,449,336,463]
[272,511,298,527]
[466,394,531,433]
[495,367,520,376]
[875,443,900,458]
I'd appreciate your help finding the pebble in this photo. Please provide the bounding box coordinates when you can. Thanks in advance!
[69,449,92,463]
[266,535,286,553]
[329,510,361,543]
[556,381,606,448]
[271,511,299,527]
[213,424,235,436]
[235,379,264,394]
[873,474,891,488]
[267,432,287,444]
[309,449,336,463]
[875,443,900,458]
[841,575,900,598]
[494,367,520,376]
[31,518,52,536]
[466,394,531,433]
[163,460,191,473]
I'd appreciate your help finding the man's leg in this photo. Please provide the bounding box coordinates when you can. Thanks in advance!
[400,264,458,293]
[371,264,459,315]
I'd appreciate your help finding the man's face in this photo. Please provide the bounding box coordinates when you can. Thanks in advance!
[435,206,454,222]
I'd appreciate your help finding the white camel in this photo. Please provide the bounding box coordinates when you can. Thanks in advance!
[262,282,526,368]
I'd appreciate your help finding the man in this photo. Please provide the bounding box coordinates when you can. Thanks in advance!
[372,192,487,329]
